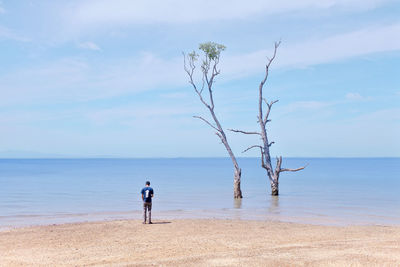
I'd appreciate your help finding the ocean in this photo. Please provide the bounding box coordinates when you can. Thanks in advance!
[0,158,399,229]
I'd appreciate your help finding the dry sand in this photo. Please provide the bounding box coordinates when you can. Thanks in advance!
[1,219,399,266]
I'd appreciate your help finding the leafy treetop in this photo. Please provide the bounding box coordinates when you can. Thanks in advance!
[199,42,226,61]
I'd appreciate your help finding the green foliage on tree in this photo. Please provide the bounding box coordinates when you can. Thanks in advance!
[199,42,226,61]
[187,42,226,75]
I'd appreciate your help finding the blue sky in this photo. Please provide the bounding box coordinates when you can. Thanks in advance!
[0,0,399,157]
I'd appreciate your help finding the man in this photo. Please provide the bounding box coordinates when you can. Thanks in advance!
[141,181,154,224]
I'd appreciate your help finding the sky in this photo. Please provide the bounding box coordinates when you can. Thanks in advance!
[0,0,399,158]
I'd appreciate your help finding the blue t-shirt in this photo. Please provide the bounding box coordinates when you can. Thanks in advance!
[141,187,154,203]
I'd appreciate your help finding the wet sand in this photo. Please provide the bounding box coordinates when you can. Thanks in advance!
[1,219,399,266]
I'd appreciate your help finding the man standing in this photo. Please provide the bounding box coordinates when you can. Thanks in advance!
[141,181,154,224]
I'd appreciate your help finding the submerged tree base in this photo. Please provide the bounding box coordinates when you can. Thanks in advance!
[234,170,243,199]
[271,189,279,196]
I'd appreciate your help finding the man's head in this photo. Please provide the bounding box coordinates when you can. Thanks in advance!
[145,181,150,186]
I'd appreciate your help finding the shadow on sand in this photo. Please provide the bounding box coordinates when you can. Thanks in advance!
[150,221,171,224]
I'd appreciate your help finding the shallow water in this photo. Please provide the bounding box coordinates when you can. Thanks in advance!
[0,158,399,229]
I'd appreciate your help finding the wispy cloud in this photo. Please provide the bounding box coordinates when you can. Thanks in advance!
[0,58,90,106]
[279,92,375,115]
[346,93,363,100]
[78,41,102,51]
[84,104,196,126]
[345,92,372,101]
[279,101,336,115]
[0,25,29,42]
[279,23,400,67]
[67,0,393,28]
[0,0,398,157]
[1,22,399,107]
[0,53,186,106]
[222,23,400,77]
[160,92,189,99]
[271,107,400,157]
[0,1,5,14]
[350,107,400,122]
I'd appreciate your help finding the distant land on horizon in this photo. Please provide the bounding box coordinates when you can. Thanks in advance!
[0,151,398,159]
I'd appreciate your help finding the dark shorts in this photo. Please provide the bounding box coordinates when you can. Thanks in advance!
[143,202,152,211]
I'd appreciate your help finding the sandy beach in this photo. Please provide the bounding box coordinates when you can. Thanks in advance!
[1,219,399,266]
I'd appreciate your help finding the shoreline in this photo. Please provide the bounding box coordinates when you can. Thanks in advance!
[2,207,400,232]
[1,218,399,266]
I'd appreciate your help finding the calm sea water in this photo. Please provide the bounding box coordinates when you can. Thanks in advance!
[0,158,399,229]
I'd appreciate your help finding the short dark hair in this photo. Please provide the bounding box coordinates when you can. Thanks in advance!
[145,181,150,186]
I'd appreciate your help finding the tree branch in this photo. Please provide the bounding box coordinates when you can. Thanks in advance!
[193,116,220,132]
[268,141,275,147]
[260,41,281,88]
[263,99,279,125]
[242,145,263,153]
[215,131,225,144]
[207,60,219,110]
[228,129,261,135]
[280,164,308,173]
[258,41,281,128]
[183,52,211,110]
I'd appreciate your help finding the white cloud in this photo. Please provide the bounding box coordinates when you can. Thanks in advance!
[290,101,333,109]
[0,25,29,42]
[84,104,196,126]
[221,23,400,77]
[160,92,188,99]
[272,107,400,157]
[278,93,374,117]
[279,23,400,67]
[345,92,364,101]
[1,23,398,107]
[0,53,186,106]
[94,52,186,96]
[78,41,101,51]
[0,1,5,14]
[67,0,393,29]
[0,58,90,106]
[352,107,400,122]
[345,92,373,101]
[279,101,336,115]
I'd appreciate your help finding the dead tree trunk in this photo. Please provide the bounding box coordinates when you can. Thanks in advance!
[184,42,242,199]
[230,41,306,196]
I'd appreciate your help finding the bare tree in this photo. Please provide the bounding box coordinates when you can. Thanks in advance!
[230,41,306,196]
[183,42,242,199]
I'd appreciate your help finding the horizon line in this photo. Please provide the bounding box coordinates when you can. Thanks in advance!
[0,156,399,160]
